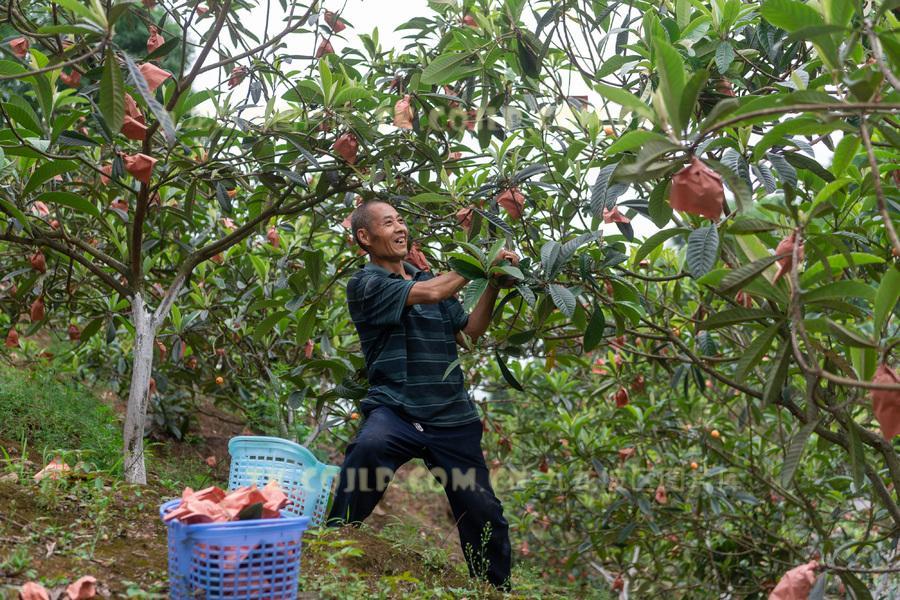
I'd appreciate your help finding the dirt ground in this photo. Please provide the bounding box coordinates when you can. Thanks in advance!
[0,397,489,598]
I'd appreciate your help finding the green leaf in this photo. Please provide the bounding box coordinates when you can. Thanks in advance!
[780,419,817,487]
[442,358,462,382]
[648,181,672,228]
[421,52,475,86]
[679,69,708,132]
[461,278,489,312]
[705,157,752,212]
[846,420,865,490]
[717,255,781,294]
[449,254,487,280]
[332,86,372,106]
[33,191,100,218]
[486,238,506,270]
[802,280,875,304]
[735,323,781,379]
[23,160,78,196]
[99,49,124,134]
[826,319,876,348]
[121,51,177,147]
[836,572,873,600]
[495,350,524,391]
[252,310,290,343]
[653,37,686,131]
[294,304,318,345]
[761,0,825,32]
[728,217,780,234]
[594,83,655,121]
[606,130,670,155]
[517,31,542,78]
[633,228,688,265]
[0,198,31,232]
[874,266,900,336]
[830,134,859,177]
[686,225,719,278]
[715,42,734,73]
[548,284,576,318]
[801,253,884,286]
[698,308,776,330]
[541,240,562,277]
[762,343,791,407]
[583,304,606,352]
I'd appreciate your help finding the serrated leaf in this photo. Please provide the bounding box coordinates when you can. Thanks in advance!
[698,308,776,330]
[780,419,817,487]
[33,191,100,218]
[558,231,601,267]
[874,266,900,336]
[23,160,78,196]
[495,350,524,391]
[462,278,489,312]
[541,240,562,276]
[473,207,514,236]
[735,323,781,379]
[846,420,865,490]
[761,0,824,32]
[590,163,619,218]
[767,152,797,187]
[252,310,290,342]
[516,283,536,306]
[715,42,735,73]
[648,181,672,227]
[762,343,791,407]
[449,254,487,280]
[216,182,233,214]
[121,51,177,147]
[99,49,125,134]
[728,217,779,234]
[594,83,655,121]
[686,225,719,278]
[717,254,782,294]
[421,52,475,86]
[825,319,876,348]
[634,228,687,265]
[548,283,576,317]
[583,304,606,352]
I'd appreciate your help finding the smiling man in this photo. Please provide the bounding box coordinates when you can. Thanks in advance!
[326,199,518,592]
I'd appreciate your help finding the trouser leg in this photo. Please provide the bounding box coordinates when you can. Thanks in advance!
[423,420,512,591]
[326,406,425,526]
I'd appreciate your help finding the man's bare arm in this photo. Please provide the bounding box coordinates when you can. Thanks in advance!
[406,271,469,305]
[458,283,500,347]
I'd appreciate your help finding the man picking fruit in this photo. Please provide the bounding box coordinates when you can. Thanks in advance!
[326,199,518,592]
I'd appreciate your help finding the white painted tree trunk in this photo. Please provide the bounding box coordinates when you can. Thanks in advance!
[123,292,156,484]
[122,278,186,484]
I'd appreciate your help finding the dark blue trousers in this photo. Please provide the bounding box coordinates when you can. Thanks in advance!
[325,405,512,591]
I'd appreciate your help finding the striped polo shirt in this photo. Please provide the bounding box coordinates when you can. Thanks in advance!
[346,260,480,427]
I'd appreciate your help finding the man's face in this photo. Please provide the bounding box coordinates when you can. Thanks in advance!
[358,203,408,260]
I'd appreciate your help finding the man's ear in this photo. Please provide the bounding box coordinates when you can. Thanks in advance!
[356,228,370,248]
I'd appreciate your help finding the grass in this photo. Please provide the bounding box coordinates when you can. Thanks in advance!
[0,363,122,474]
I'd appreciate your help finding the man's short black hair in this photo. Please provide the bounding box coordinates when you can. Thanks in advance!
[350,199,394,251]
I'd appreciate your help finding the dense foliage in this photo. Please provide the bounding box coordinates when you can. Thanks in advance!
[1,0,898,595]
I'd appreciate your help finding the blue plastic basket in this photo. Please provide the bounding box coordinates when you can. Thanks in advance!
[160,499,310,599]
[227,436,341,527]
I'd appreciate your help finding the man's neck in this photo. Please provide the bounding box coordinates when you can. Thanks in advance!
[370,256,408,279]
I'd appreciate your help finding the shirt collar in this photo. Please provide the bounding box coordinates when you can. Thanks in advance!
[363,260,420,278]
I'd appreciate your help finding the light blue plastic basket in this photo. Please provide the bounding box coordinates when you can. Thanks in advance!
[227,436,341,527]
[160,499,310,600]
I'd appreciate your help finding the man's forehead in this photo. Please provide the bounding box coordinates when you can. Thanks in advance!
[369,203,400,219]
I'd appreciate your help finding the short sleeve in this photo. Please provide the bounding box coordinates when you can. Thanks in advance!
[442,295,470,333]
[347,272,416,327]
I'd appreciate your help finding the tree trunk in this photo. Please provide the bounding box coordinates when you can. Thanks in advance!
[123,293,156,484]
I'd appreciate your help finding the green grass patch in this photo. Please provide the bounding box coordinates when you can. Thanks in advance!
[0,363,122,474]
